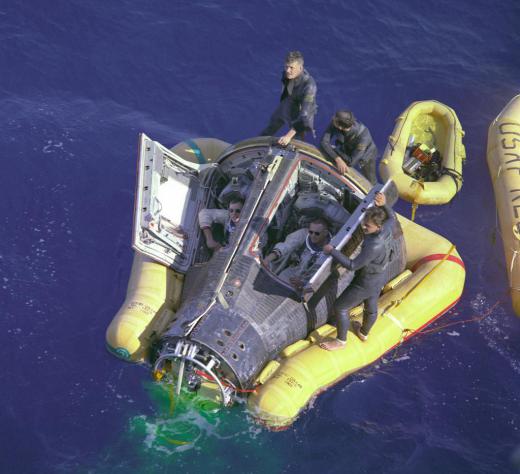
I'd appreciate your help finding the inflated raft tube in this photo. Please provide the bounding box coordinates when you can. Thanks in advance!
[106,138,230,361]
[487,94,520,316]
[105,253,183,361]
[380,100,466,205]
[248,214,465,428]
[170,137,231,165]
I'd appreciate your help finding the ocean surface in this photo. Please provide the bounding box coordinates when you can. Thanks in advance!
[1,1,520,473]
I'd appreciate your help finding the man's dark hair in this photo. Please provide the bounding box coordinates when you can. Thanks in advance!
[364,207,388,228]
[310,217,330,229]
[332,110,355,129]
[229,197,245,207]
[285,51,304,65]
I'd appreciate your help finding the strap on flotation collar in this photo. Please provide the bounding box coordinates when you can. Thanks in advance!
[441,167,463,192]
[381,244,458,338]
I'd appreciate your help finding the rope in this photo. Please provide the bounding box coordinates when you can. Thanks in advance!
[395,245,456,310]
[381,245,457,345]
[411,201,418,221]
[387,304,494,361]
[410,178,424,221]
[441,167,463,192]
[416,299,499,337]
[387,297,500,363]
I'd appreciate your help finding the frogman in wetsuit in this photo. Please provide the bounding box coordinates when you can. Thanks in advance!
[260,50,317,146]
[320,110,378,184]
[320,192,394,351]
[198,198,244,251]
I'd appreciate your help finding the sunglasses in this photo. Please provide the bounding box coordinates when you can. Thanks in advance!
[229,208,241,214]
[308,230,322,236]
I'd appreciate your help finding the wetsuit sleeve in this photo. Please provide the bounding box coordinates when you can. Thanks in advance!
[330,240,377,271]
[349,126,375,167]
[380,203,396,231]
[320,123,339,161]
[273,229,307,259]
[321,124,351,165]
[198,209,228,229]
[292,79,317,133]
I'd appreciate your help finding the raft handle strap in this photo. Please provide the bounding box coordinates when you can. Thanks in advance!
[441,167,463,192]
[381,245,457,334]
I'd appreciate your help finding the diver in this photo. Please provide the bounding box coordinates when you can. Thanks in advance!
[260,50,317,146]
[320,192,394,350]
[263,217,330,290]
[320,110,378,184]
[198,198,244,251]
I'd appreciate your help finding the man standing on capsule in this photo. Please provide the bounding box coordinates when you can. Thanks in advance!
[320,192,395,351]
[260,51,317,146]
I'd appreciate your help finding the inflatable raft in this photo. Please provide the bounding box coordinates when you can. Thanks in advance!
[487,94,520,316]
[106,135,465,429]
[380,100,466,208]
[248,215,464,427]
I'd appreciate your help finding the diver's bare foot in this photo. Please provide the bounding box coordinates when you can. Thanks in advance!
[355,326,368,342]
[319,339,346,351]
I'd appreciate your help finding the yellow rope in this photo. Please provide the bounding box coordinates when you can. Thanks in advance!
[410,179,424,222]
[411,202,418,221]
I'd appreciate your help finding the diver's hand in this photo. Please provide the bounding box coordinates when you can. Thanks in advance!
[335,157,349,175]
[374,192,386,207]
[323,244,334,254]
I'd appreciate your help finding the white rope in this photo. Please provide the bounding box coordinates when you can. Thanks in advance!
[383,310,405,331]
[381,309,411,345]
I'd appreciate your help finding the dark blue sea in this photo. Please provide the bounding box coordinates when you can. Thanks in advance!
[1,1,520,473]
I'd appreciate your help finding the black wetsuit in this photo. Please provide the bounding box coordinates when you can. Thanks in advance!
[329,205,395,341]
[260,69,317,140]
[320,120,378,184]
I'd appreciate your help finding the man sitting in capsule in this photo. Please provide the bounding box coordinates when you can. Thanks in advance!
[262,217,331,290]
[320,192,394,350]
[198,197,244,251]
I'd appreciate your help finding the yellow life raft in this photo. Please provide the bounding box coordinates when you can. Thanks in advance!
[380,100,466,206]
[247,214,465,428]
[107,216,465,427]
[487,94,520,316]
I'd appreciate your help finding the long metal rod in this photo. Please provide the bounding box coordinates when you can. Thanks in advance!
[306,180,393,294]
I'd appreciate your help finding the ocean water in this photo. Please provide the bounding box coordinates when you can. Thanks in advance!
[1,1,520,473]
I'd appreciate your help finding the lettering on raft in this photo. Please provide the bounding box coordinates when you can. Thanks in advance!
[501,122,520,174]
[500,122,520,238]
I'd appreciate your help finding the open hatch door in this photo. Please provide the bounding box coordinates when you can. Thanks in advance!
[132,133,215,272]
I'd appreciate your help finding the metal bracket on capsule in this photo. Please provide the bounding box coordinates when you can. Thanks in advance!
[154,340,233,406]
